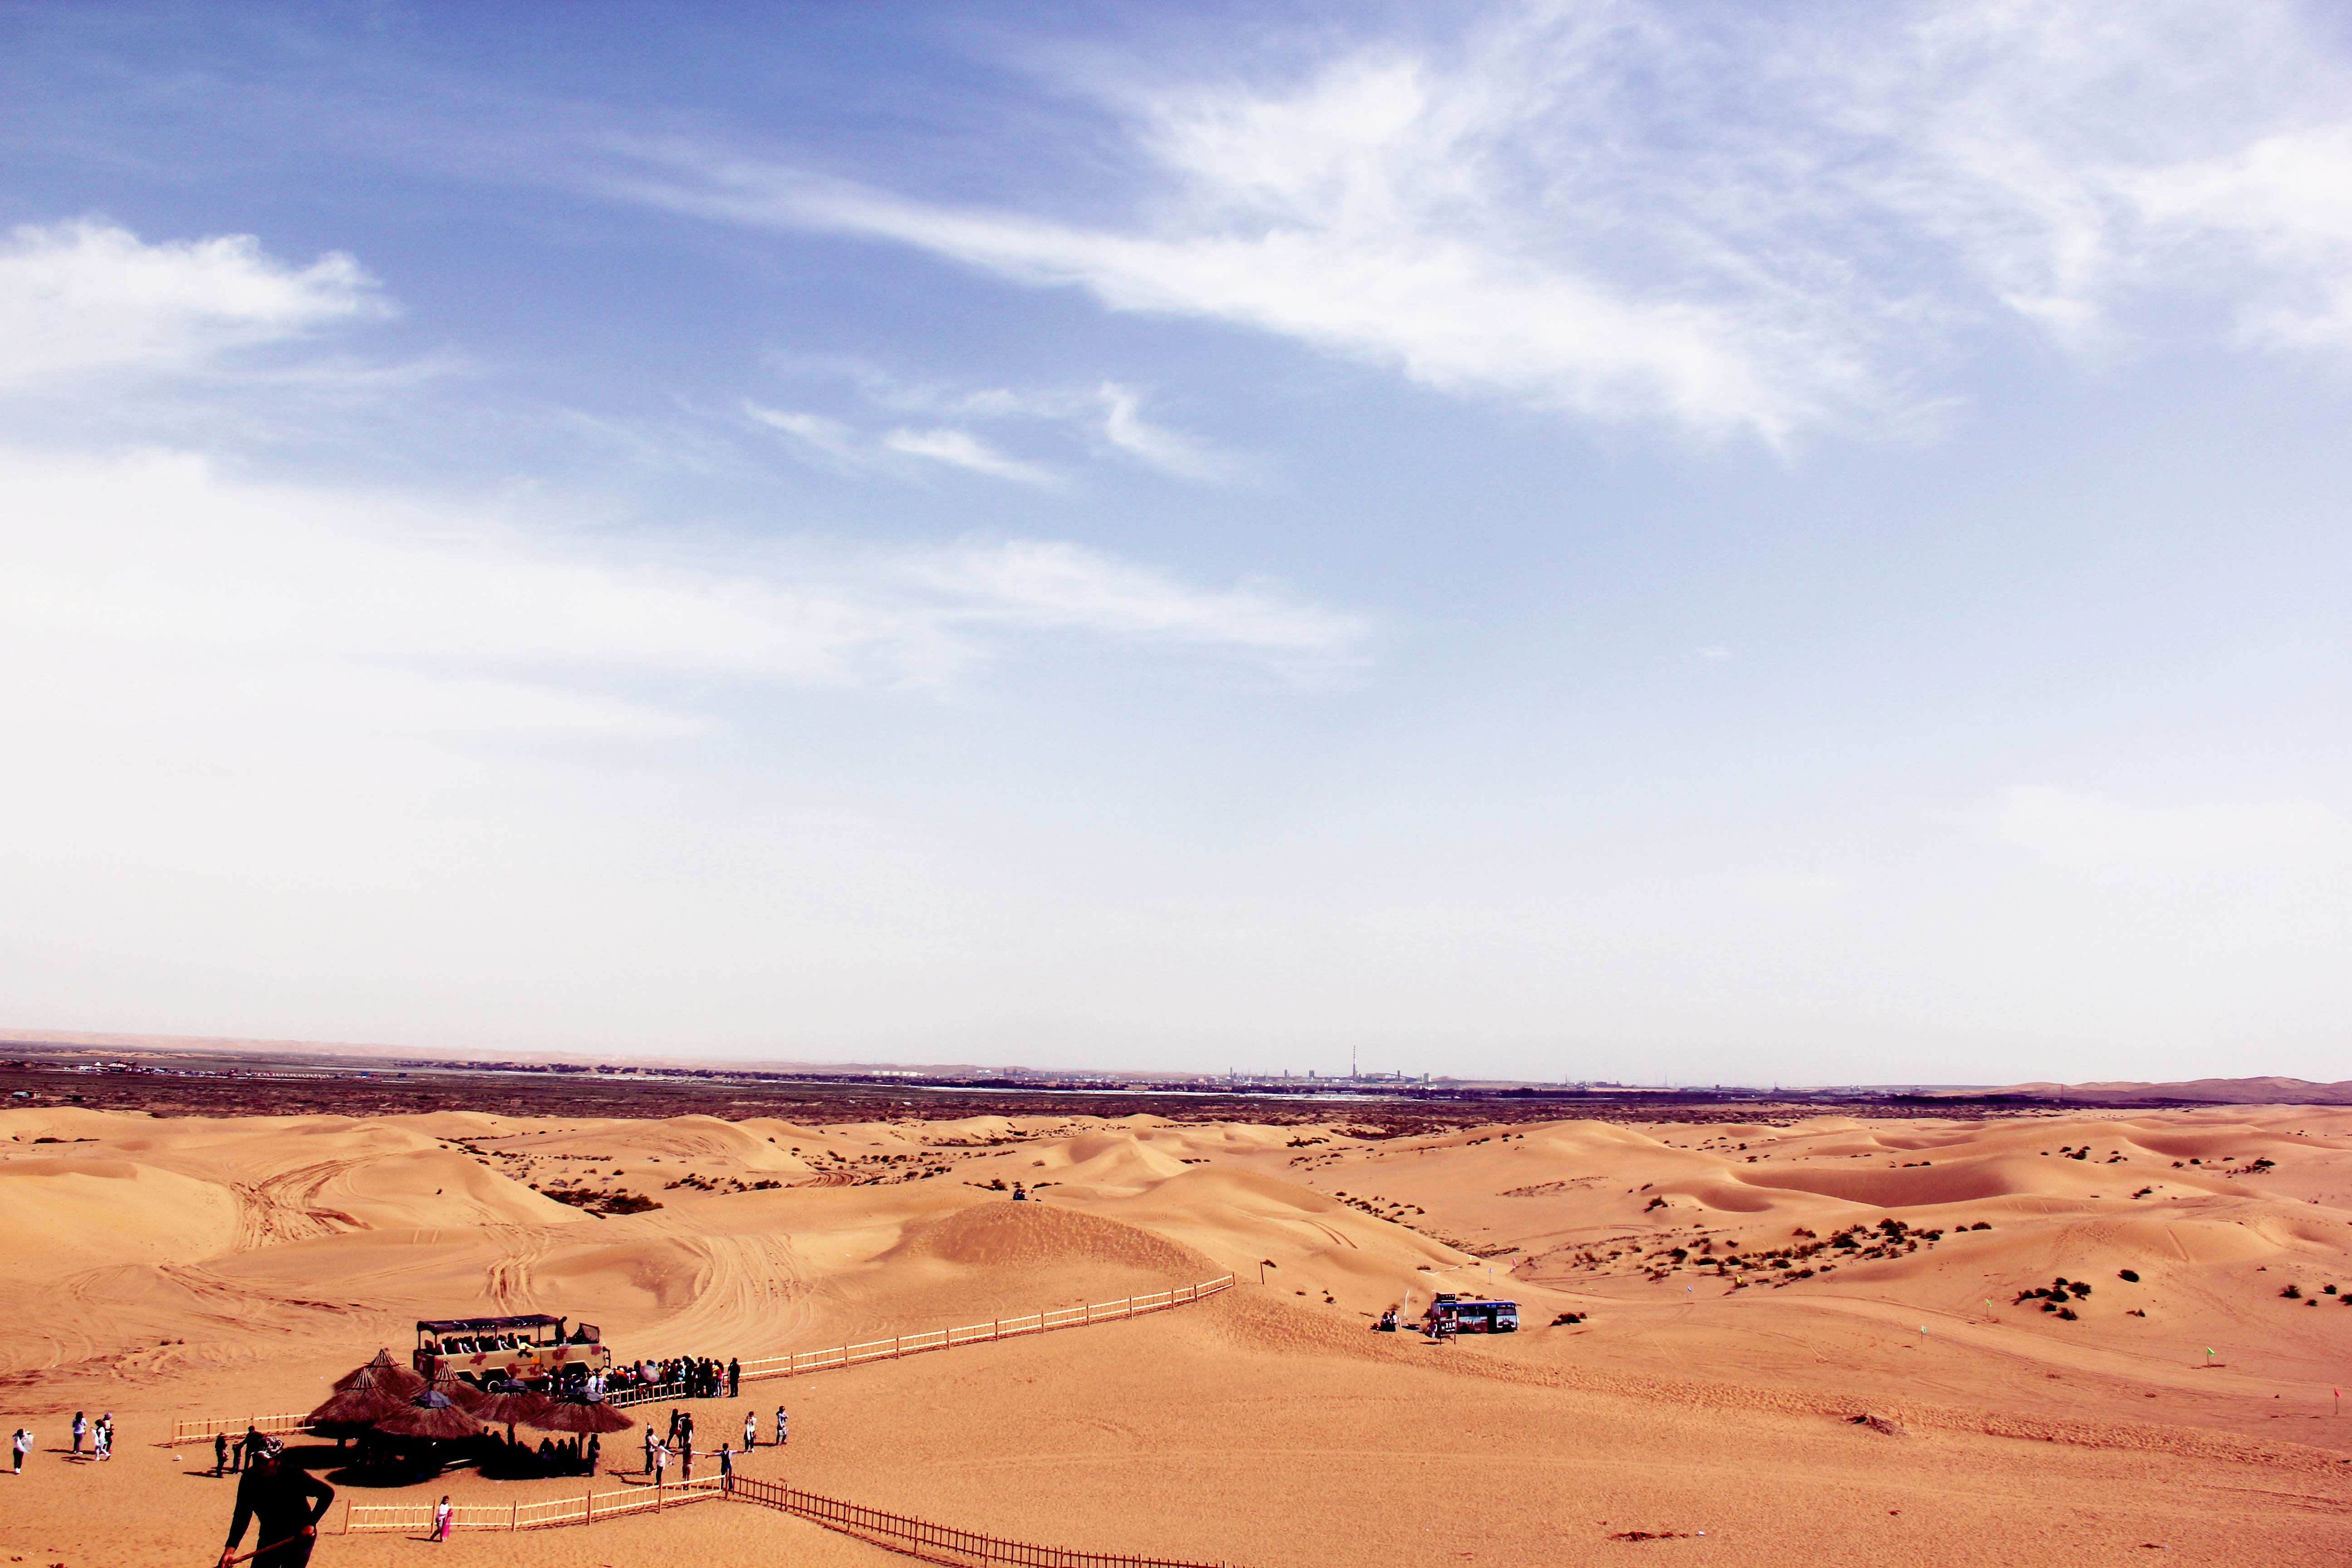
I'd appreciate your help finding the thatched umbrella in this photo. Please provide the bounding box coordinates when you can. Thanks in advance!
[425,1367,485,1412]
[373,1389,482,1442]
[527,1398,634,1436]
[332,1348,425,1398]
[306,1368,405,1436]
[470,1385,554,1444]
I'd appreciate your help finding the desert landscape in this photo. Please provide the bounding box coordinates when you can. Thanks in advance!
[0,1089,2346,1566]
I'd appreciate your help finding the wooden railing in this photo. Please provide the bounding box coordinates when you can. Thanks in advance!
[725,1475,1231,1567]
[343,1476,724,1533]
[166,1412,308,1446]
[732,1275,1234,1385]
[172,1275,1234,1444]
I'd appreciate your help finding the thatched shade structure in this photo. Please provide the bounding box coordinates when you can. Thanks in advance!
[470,1385,554,1443]
[527,1398,634,1436]
[425,1367,485,1411]
[332,1348,425,1398]
[471,1387,553,1428]
[306,1368,404,1434]
[374,1390,482,1441]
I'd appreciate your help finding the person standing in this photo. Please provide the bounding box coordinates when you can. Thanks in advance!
[727,1357,740,1397]
[642,1424,656,1475]
[216,1436,333,1568]
[93,1414,111,1460]
[71,1411,86,1454]
[742,1409,756,1450]
[430,1494,453,1542]
[774,1405,787,1447]
[10,1427,28,1473]
[718,1443,732,1481]
[239,1424,262,1472]
[652,1440,667,1487]
[680,1437,693,1483]
[215,1431,230,1475]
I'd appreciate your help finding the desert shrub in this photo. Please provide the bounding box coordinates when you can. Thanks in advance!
[2118,1269,2140,1283]
[2056,1307,2078,1320]
[2282,1284,2302,1299]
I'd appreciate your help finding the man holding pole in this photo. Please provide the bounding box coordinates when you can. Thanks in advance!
[217,1436,333,1568]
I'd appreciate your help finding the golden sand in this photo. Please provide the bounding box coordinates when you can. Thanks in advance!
[2,1102,2347,1565]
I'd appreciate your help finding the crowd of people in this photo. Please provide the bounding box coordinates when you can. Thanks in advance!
[478,1427,600,1480]
[596,1353,740,1400]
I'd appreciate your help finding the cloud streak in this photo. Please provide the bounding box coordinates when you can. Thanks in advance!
[612,0,2352,440]
[0,218,384,388]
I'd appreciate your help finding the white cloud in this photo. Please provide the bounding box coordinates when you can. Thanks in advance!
[881,425,1063,487]
[0,218,384,388]
[905,538,1365,665]
[743,404,864,469]
[1097,382,1239,481]
[2125,126,2352,348]
[0,444,1368,758]
[616,0,2352,436]
[1958,785,2331,863]
[752,368,1242,485]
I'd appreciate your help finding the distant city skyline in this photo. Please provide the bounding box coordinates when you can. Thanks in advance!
[2,2,2347,1084]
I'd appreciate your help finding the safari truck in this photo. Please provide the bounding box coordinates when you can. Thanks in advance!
[414,1313,608,1389]
[1426,1293,1519,1333]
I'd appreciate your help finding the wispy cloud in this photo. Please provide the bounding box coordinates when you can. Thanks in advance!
[881,424,1063,487]
[0,217,384,388]
[0,443,1368,755]
[612,0,2352,439]
[1956,785,2331,863]
[0,218,1368,767]
[750,361,1243,484]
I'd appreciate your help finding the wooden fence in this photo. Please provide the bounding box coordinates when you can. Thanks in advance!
[166,1412,308,1446]
[730,1275,1234,1384]
[170,1274,1235,1442]
[343,1476,724,1533]
[724,1474,1232,1568]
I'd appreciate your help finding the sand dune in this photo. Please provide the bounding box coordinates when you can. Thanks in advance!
[1,1100,2347,1566]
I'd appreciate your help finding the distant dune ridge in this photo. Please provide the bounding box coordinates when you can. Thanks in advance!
[0,1095,2346,1566]
[1966,1076,2352,1105]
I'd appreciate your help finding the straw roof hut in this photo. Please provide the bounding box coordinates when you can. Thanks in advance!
[470,1386,554,1442]
[425,1367,485,1411]
[374,1389,482,1442]
[306,1367,404,1434]
[528,1398,634,1435]
[331,1348,425,1398]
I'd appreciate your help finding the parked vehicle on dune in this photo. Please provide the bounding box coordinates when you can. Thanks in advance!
[1425,1294,1518,1333]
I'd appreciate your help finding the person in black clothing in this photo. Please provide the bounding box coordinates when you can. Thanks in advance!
[727,1357,740,1397]
[217,1436,334,1568]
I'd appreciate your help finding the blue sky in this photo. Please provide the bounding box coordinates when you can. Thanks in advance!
[3,1,2348,1083]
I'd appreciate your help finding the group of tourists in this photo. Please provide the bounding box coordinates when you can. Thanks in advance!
[213,1423,274,1475]
[9,1412,114,1472]
[607,1353,740,1399]
[639,1404,786,1482]
[479,1426,599,1480]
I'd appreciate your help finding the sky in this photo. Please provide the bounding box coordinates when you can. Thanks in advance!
[1,0,2348,1085]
